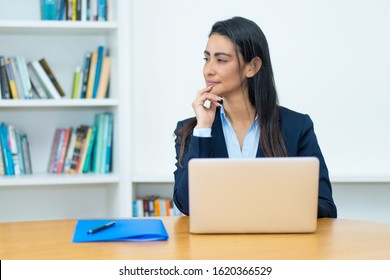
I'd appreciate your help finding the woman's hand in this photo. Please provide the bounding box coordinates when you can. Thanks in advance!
[192,85,222,128]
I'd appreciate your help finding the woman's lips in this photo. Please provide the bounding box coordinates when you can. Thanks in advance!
[206,81,219,87]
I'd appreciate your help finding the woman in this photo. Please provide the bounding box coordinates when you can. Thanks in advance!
[173,16,337,218]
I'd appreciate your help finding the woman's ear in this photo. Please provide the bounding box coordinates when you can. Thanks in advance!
[246,57,262,78]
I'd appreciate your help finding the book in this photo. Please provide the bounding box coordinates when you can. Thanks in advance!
[82,125,97,173]
[30,60,62,99]
[81,0,87,21]
[92,113,104,173]
[57,0,65,20]
[68,125,89,173]
[63,127,77,173]
[14,128,25,175]
[7,125,21,175]
[92,45,105,98]
[27,63,49,99]
[86,50,97,99]
[71,0,77,21]
[16,56,33,99]
[72,219,169,242]
[56,127,71,173]
[98,0,106,21]
[5,58,19,99]
[51,128,66,173]
[0,123,14,175]
[71,67,81,99]
[41,0,57,20]
[9,57,25,99]
[47,128,61,173]
[96,54,111,98]
[75,126,92,173]
[80,52,91,98]
[104,112,113,173]
[0,56,11,99]
[39,58,66,97]
[90,0,98,21]
[76,0,82,20]
[21,134,32,174]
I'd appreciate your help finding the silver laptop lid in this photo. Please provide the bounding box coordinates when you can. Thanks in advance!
[189,157,319,234]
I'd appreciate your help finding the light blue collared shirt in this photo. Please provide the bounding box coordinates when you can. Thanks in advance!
[193,106,260,158]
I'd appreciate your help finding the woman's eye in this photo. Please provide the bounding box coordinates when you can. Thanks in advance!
[217,59,226,63]
[203,57,209,62]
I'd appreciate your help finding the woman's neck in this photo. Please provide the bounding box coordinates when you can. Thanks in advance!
[222,93,256,125]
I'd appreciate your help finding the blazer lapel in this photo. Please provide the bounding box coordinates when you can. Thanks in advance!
[256,141,265,157]
[211,110,229,158]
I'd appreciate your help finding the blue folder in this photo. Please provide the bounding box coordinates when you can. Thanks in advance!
[72,219,169,242]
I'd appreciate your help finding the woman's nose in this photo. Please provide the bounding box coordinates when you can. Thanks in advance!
[203,60,215,76]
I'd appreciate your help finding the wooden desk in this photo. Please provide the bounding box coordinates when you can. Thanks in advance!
[1,217,390,260]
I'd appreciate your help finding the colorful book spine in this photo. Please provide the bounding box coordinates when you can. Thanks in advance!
[7,125,21,175]
[21,134,32,174]
[27,62,49,99]
[75,126,91,173]
[14,128,25,175]
[51,128,66,173]
[47,128,61,173]
[71,67,81,99]
[68,125,89,173]
[16,56,33,99]
[92,113,104,173]
[86,51,97,99]
[39,58,66,97]
[5,59,19,99]
[31,60,62,99]
[96,54,111,98]
[0,56,11,99]
[9,57,25,99]
[0,123,14,175]
[63,127,77,173]
[80,52,91,99]
[104,112,113,173]
[56,128,71,174]
[92,46,105,98]
[82,125,97,173]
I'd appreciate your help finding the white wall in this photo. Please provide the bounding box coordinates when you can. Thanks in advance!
[131,0,390,223]
[132,0,390,179]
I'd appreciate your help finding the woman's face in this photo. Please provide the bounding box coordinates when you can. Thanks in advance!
[203,34,247,97]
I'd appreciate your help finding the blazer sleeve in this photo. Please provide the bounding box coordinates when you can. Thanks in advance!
[296,115,337,218]
[173,121,213,215]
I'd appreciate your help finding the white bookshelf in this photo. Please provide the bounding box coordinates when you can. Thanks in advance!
[0,0,132,222]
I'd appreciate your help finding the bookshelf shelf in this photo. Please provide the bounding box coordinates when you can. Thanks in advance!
[0,173,120,187]
[0,99,119,108]
[0,20,118,35]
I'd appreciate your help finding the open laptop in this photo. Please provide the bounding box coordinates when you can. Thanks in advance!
[188,157,319,234]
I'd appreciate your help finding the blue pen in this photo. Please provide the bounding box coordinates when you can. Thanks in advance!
[87,221,116,234]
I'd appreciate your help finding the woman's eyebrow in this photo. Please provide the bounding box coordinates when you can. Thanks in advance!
[204,50,232,57]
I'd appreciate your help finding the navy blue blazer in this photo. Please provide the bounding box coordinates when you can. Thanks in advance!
[173,106,337,218]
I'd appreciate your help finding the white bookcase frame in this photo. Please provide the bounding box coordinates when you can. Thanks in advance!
[0,0,132,222]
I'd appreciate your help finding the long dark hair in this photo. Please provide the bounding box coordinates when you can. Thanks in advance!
[175,16,287,163]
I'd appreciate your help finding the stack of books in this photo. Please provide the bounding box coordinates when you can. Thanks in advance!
[47,112,113,174]
[41,0,112,21]
[71,45,111,99]
[132,196,182,217]
[0,122,33,176]
[0,55,65,100]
